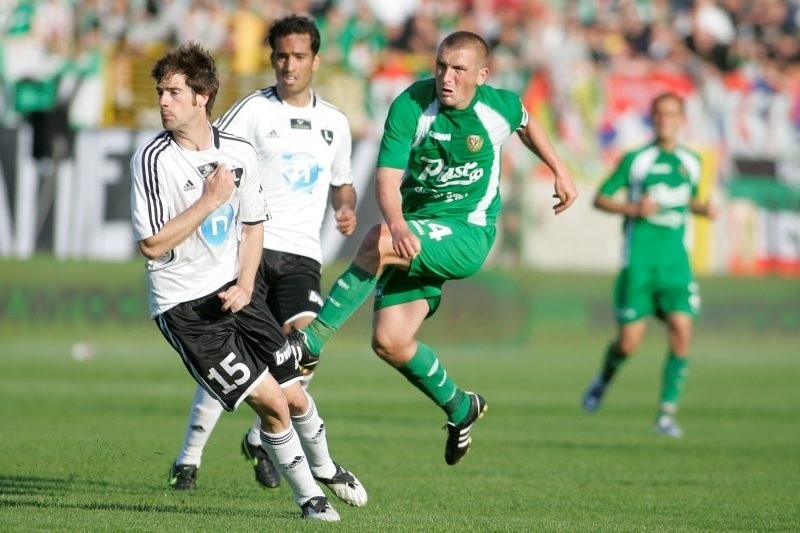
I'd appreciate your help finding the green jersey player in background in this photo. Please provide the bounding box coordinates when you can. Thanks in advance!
[582,92,717,438]
[291,31,578,465]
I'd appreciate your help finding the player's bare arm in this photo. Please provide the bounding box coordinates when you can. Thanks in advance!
[376,166,419,259]
[138,163,235,260]
[516,111,578,214]
[594,193,659,218]
[331,184,358,236]
[219,222,263,313]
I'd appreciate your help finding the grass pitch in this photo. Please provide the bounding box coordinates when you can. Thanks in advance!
[1,259,798,531]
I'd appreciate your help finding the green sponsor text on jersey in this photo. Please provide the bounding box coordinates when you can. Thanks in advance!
[377,80,526,226]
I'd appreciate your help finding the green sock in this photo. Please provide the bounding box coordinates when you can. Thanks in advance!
[304,264,377,355]
[660,353,689,413]
[398,343,467,423]
[600,341,628,383]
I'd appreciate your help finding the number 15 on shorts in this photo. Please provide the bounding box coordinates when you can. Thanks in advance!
[208,353,251,394]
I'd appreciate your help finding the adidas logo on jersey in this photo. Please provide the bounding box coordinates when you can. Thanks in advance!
[266,129,279,138]
[183,180,197,191]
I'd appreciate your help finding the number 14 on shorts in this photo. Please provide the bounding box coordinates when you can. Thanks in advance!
[412,220,453,241]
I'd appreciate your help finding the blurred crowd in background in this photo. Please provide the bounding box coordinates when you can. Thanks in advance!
[1,0,799,272]
[2,0,799,149]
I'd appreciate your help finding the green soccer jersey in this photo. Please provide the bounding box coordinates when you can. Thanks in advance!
[599,142,702,267]
[377,79,526,227]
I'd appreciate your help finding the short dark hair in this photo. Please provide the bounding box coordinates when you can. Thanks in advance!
[651,92,684,115]
[151,41,219,116]
[267,14,321,55]
[439,31,490,66]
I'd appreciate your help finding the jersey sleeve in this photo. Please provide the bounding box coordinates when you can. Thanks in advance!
[130,142,167,241]
[477,85,527,132]
[518,106,529,131]
[495,87,526,131]
[330,114,354,187]
[598,152,635,197]
[377,86,420,170]
[238,144,269,224]
[683,148,703,199]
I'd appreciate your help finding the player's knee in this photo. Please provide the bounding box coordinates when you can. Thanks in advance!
[370,332,391,360]
[247,378,280,406]
[617,337,640,356]
[669,335,691,355]
[245,387,290,430]
[370,331,409,367]
[667,319,693,354]
[283,383,310,416]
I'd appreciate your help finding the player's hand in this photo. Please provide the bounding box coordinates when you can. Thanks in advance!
[218,284,252,313]
[636,195,659,218]
[703,202,718,220]
[390,223,421,259]
[335,207,357,236]
[203,162,235,207]
[552,172,578,214]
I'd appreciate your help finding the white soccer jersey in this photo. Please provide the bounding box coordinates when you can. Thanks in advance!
[215,87,353,264]
[131,125,269,318]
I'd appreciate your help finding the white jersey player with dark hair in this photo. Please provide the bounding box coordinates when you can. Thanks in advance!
[131,41,364,522]
[168,15,359,493]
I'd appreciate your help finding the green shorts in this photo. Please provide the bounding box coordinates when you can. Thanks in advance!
[374,218,496,317]
[614,260,700,323]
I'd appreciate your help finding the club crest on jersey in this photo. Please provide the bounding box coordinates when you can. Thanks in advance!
[231,167,243,188]
[291,118,311,130]
[466,135,483,152]
[197,161,219,178]
[321,129,333,145]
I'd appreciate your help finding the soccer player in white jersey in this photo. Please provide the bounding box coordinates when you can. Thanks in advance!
[168,16,360,493]
[130,42,364,522]
[291,31,578,465]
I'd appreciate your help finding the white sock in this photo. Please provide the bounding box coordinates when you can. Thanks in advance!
[175,385,224,466]
[260,426,324,505]
[292,395,336,479]
[247,417,261,446]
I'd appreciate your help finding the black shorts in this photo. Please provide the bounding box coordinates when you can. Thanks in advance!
[260,249,323,326]
[155,277,302,412]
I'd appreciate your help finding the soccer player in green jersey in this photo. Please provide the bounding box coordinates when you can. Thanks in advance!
[290,30,578,465]
[581,92,717,438]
